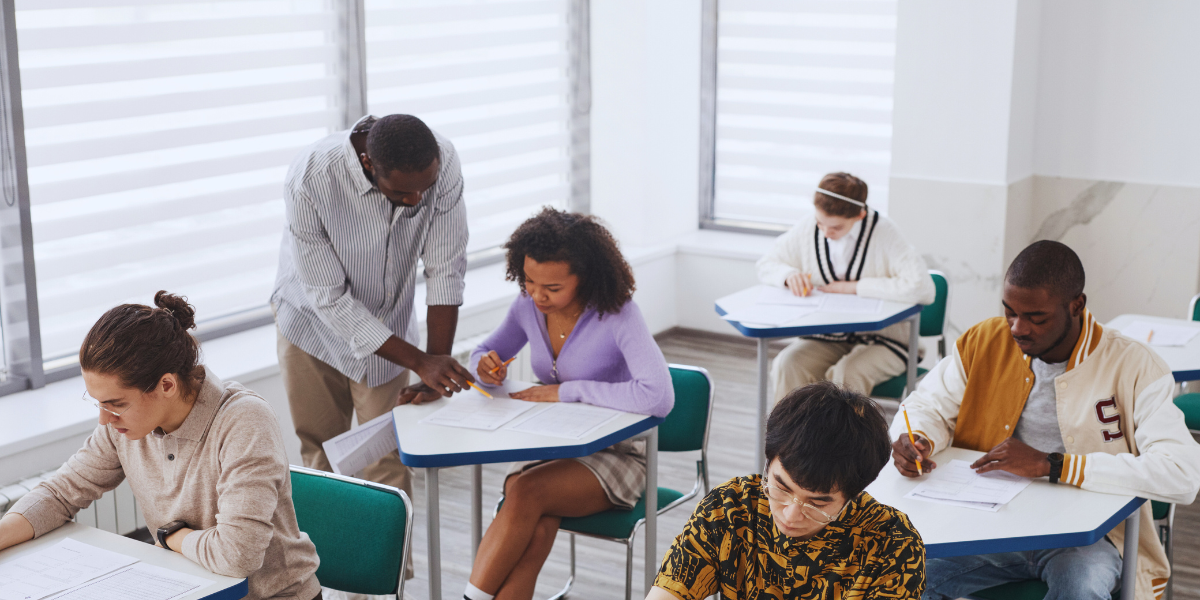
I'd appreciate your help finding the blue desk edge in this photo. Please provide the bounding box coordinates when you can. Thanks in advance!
[207,578,248,600]
[714,303,922,338]
[925,497,1146,559]
[395,415,665,468]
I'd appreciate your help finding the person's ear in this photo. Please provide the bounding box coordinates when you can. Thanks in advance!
[159,373,178,399]
[359,152,374,175]
[857,208,867,220]
[1070,293,1087,317]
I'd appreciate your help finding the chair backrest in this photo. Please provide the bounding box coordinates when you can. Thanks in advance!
[1190,293,1200,322]
[658,365,714,453]
[289,466,412,595]
[920,270,950,338]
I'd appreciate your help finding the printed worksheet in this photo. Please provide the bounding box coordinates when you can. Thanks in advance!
[419,381,538,431]
[47,562,211,600]
[1119,320,1200,347]
[720,304,817,327]
[0,539,137,600]
[322,411,397,476]
[904,460,1032,512]
[504,403,623,440]
[756,286,823,307]
[818,293,883,314]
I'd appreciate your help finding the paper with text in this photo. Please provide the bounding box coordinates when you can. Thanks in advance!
[419,381,538,431]
[721,304,817,327]
[904,460,1032,512]
[0,539,137,600]
[47,562,211,600]
[505,403,624,440]
[756,286,824,307]
[322,411,397,476]
[1119,320,1200,347]
[818,294,883,314]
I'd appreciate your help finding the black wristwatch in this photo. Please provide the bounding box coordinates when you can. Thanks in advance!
[157,520,189,550]
[1047,452,1064,484]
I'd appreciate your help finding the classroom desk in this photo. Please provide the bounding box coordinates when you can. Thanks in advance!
[715,285,922,469]
[392,401,664,600]
[0,521,247,600]
[867,447,1143,600]
[1108,314,1200,383]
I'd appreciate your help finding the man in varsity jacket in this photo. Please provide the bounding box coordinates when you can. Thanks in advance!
[891,240,1200,600]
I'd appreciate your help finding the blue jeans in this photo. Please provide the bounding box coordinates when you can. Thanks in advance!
[923,537,1122,600]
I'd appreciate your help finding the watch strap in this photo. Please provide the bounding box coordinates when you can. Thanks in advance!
[1047,452,1064,484]
[157,520,187,549]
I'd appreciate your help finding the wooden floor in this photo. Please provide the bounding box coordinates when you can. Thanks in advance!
[387,328,1200,600]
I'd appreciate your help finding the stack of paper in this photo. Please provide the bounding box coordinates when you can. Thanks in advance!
[818,293,882,314]
[505,403,623,440]
[322,411,399,477]
[419,381,538,431]
[1119,320,1200,347]
[0,539,209,600]
[720,304,818,327]
[904,460,1032,512]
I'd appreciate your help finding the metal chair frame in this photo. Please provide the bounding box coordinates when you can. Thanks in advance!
[289,465,414,599]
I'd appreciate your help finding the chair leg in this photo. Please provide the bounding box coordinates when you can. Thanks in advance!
[1165,523,1174,600]
[547,534,575,600]
[624,540,635,600]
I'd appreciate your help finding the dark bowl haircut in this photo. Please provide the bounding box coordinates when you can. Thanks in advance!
[765,381,891,499]
[365,114,440,175]
[1005,240,1085,302]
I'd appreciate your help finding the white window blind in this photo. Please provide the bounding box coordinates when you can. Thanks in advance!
[15,0,343,361]
[365,0,572,255]
[713,0,897,225]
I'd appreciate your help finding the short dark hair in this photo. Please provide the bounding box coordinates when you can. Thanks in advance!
[1005,240,1086,300]
[765,382,890,499]
[504,207,636,316]
[813,172,868,218]
[366,114,440,175]
[80,291,204,398]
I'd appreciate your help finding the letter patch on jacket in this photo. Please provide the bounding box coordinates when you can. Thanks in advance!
[1094,397,1124,442]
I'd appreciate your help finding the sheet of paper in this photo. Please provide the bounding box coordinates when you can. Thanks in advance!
[818,293,883,314]
[755,285,823,307]
[904,460,1031,512]
[1119,320,1200,347]
[419,381,538,431]
[48,562,211,600]
[0,539,138,600]
[504,403,624,440]
[322,411,397,476]
[720,304,817,327]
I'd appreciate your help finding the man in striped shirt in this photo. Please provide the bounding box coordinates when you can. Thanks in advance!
[272,114,473,510]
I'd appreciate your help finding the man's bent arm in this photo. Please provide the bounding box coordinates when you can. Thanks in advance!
[425,305,459,356]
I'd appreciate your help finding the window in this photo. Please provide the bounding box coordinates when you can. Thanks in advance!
[702,0,897,230]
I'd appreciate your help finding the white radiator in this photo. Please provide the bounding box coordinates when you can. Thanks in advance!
[1,470,145,536]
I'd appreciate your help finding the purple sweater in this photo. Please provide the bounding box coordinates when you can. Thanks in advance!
[470,295,674,418]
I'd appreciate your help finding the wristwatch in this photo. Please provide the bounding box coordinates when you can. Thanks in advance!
[157,520,189,550]
[1047,452,1064,484]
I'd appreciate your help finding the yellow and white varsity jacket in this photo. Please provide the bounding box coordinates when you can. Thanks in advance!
[890,309,1200,600]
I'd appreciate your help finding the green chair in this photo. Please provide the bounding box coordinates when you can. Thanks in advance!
[871,270,950,399]
[496,364,714,600]
[290,465,413,597]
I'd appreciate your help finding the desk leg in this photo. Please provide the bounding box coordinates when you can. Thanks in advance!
[905,313,921,397]
[1120,510,1139,600]
[644,427,659,596]
[426,468,441,600]
[756,337,768,472]
[471,464,482,560]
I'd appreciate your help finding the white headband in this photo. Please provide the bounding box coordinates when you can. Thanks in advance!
[815,187,866,208]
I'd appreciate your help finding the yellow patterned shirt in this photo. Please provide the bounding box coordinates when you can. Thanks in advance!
[654,475,925,600]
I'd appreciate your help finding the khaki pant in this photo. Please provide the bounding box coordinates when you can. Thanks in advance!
[276,329,415,582]
[771,339,906,402]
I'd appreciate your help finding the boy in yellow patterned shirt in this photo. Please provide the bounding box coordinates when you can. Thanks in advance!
[648,381,925,600]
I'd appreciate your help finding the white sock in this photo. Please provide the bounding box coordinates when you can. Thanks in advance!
[463,583,495,600]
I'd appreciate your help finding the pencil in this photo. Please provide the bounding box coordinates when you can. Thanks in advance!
[903,407,923,475]
[489,356,517,374]
[467,381,493,399]
[1147,330,1154,343]
[803,273,811,297]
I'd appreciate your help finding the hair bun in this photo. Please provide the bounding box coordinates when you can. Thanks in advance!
[153,291,196,330]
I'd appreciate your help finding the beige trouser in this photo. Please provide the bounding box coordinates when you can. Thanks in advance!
[276,329,415,582]
[770,339,906,402]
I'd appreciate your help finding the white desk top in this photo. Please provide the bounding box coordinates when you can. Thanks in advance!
[1108,314,1200,382]
[392,401,661,468]
[714,285,921,338]
[0,522,246,600]
[866,447,1142,558]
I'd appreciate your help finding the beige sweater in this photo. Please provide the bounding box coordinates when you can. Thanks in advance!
[8,369,320,600]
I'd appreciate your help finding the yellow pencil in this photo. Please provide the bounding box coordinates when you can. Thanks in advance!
[489,356,517,374]
[803,273,812,297]
[467,381,493,399]
[1147,330,1155,343]
[903,407,923,475]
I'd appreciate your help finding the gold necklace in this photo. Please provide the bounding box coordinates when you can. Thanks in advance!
[551,309,583,340]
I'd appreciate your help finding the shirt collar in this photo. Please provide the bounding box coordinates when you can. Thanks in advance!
[155,367,224,442]
[343,114,378,198]
[826,216,863,248]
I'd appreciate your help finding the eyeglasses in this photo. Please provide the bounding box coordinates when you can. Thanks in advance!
[762,480,846,524]
[83,390,132,418]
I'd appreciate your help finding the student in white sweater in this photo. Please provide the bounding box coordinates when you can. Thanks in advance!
[757,172,935,400]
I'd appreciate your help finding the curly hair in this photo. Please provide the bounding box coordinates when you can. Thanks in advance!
[504,208,635,316]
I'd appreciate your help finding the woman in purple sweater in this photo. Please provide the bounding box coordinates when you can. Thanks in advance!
[463,208,674,600]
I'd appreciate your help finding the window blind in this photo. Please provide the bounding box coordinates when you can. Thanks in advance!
[15,0,343,361]
[713,0,897,225]
[365,0,572,255]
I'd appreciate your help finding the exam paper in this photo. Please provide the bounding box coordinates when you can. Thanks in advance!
[322,411,397,476]
[756,286,823,307]
[0,539,137,600]
[505,403,623,440]
[818,293,882,314]
[905,460,1031,512]
[419,381,537,431]
[1119,320,1200,347]
[720,304,817,327]
[48,562,211,600]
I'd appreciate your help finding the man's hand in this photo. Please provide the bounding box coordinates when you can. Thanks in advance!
[819,281,857,295]
[784,272,813,297]
[892,434,936,478]
[971,438,1050,477]
[396,383,444,406]
[165,527,194,553]
[509,385,561,403]
[413,354,474,398]
[477,351,508,386]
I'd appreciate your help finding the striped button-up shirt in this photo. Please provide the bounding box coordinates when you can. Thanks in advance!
[271,116,468,387]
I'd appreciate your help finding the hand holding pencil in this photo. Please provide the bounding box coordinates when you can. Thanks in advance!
[785,272,814,298]
[477,350,513,386]
[892,408,936,478]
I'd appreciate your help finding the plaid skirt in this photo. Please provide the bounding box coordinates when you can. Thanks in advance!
[504,439,648,509]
